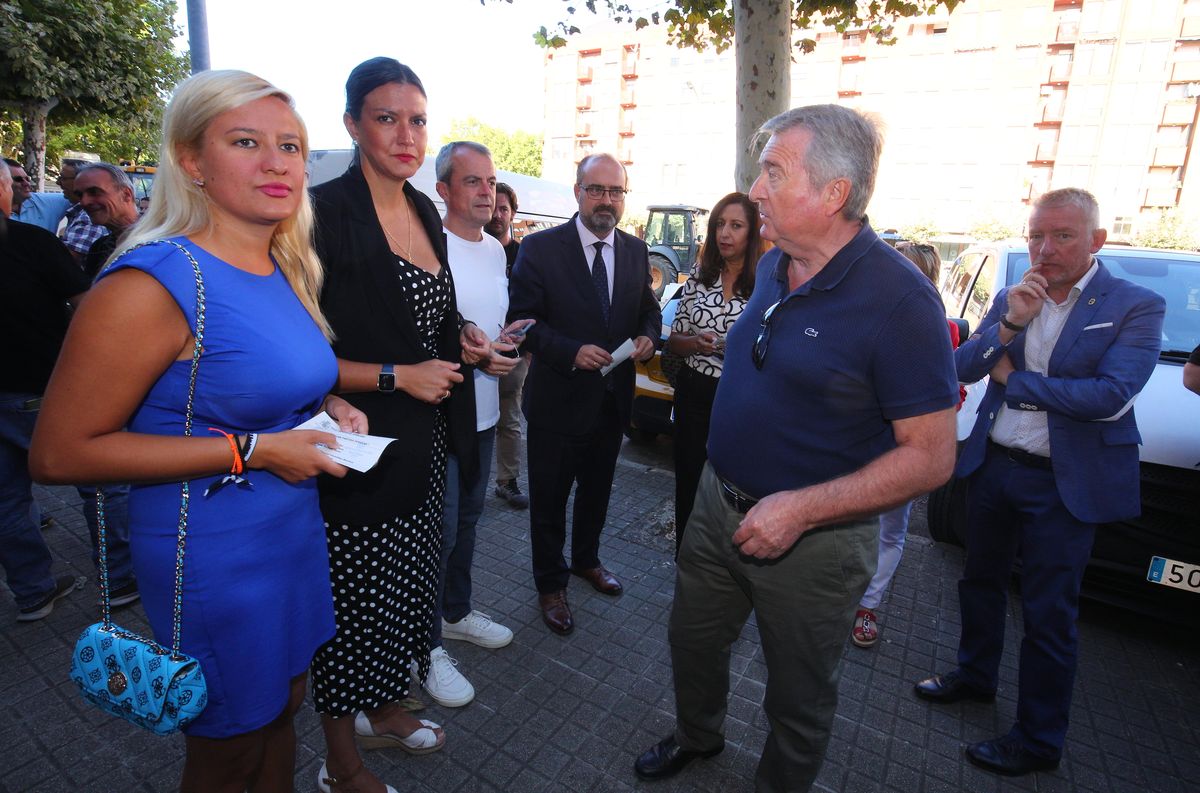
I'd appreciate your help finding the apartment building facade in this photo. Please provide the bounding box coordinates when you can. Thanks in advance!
[540,0,1200,238]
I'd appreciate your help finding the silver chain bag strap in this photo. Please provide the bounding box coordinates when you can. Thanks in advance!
[69,239,209,734]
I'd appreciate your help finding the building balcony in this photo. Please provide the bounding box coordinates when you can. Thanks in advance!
[622,45,639,79]
[1144,186,1179,207]
[575,122,592,138]
[1163,102,1196,126]
[1029,143,1058,163]
[1051,20,1078,45]
[620,88,636,108]
[1170,61,1200,83]
[1037,103,1065,125]
[1046,62,1073,84]
[577,65,593,83]
[1181,15,1200,38]
[576,93,592,110]
[1153,145,1188,167]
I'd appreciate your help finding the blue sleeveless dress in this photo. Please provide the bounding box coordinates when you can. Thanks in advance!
[100,238,337,737]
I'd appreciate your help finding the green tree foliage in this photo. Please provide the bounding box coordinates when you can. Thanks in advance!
[442,117,543,177]
[514,0,961,54]
[899,218,938,245]
[968,216,1019,242]
[1132,210,1199,251]
[0,0,187,185]
[0,106,163,169]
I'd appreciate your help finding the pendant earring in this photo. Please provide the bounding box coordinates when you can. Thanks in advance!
[193,177,205,187]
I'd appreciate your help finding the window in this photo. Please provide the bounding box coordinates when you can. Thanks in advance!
[1112,216,1134,236]
[945,253,983,318]
[963,254,999,335]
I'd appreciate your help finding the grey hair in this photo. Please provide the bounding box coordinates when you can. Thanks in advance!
[436,140,492,183]
[575,153,627,187]
[757,104,883,221]
[76,162,135,193]
[1033,188,1101,233]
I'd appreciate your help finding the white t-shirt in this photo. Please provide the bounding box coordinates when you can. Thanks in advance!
[444,227,509,431]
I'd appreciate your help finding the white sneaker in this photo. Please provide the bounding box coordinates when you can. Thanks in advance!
[442,610,514,649]
[421,647,475,707]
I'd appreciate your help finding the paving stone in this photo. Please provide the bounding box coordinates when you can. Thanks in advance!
[2,443,1198,792]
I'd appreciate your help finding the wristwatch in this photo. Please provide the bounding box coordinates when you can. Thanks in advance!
[1000,315,1026,333]
[378,363,395,392]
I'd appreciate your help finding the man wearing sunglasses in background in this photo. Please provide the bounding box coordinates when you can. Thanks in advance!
[4,158,69,235]
[634,105,959,792]
[508,153,660,635]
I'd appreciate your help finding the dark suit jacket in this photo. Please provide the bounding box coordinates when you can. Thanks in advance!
[954,261,1165,524]
[507,215,661,434]
[312,162,477,522]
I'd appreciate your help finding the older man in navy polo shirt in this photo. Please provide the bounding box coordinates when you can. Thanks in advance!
[634,105,959,791]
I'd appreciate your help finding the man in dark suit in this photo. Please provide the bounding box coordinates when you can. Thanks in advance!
[508,153,660,634]
[915,188,1165,776]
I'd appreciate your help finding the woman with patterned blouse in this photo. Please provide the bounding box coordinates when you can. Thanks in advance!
[666,192,767,551]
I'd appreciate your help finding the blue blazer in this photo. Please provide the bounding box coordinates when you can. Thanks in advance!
[507,215,661,434]
[954,261,1165,524]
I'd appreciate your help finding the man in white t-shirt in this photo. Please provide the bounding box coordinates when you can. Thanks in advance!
[416,141,530,708]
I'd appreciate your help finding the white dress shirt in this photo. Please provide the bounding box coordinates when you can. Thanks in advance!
[990,260,1099,456]
[575,215,615,301]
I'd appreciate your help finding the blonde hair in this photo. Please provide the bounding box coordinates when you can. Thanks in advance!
[113,69,331,338]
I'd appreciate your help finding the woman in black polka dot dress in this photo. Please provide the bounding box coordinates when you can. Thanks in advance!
[309,58,493,792]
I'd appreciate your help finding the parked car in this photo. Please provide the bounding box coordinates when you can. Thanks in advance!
[630,283,684,439]
[929,241,1200,619]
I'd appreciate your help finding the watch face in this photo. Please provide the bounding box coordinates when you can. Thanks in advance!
[378,373,396,392]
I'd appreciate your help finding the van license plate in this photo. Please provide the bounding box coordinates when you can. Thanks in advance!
[1147,556,1200,593]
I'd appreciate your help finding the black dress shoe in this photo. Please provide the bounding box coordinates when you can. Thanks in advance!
[634,734,723,781]
[966,735,1060,776]
[914,671,995,704]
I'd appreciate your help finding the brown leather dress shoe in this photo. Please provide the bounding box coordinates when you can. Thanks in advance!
[571,565,623,595]
[538,590,574,634]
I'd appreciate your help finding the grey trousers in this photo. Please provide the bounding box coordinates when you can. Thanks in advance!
[669,463,877,793]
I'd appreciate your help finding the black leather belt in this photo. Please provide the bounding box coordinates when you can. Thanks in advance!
[988,439,1052,470]
[717,476,759,513]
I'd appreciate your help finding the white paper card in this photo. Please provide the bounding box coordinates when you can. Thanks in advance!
[293,412,396,473]
[600,338,636,376]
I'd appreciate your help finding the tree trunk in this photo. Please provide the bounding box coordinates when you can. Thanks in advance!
[20,98,59,190]
[734,0,791,192]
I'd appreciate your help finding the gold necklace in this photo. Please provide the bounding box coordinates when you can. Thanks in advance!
[382,199,414,261]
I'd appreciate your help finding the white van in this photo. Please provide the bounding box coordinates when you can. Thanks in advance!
[928,242,1200,619]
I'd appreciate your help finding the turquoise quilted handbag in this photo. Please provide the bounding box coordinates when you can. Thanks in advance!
[68,241,209,735]
[70,623,207,735]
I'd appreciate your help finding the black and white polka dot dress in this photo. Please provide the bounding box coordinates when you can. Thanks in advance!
[311,257,451,715]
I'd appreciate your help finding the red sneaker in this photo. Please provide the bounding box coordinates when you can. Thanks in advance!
[851,607,879,648]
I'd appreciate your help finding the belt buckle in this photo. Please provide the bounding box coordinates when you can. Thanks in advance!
[719,478,755,514]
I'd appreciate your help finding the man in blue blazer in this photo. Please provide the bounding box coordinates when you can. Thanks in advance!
[915,188,1165,776]
[508,153,660,634]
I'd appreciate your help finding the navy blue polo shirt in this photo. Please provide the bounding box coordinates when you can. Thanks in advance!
[708,222,958,499]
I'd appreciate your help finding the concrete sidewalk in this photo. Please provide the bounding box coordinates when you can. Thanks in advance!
[2,444,1198,792]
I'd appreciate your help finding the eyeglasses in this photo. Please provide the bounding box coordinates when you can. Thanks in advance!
[751,299,782,370]
[11,175,31,184]
[580,184,627,200]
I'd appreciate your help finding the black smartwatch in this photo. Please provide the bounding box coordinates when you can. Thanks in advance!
[378,363,396,392]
